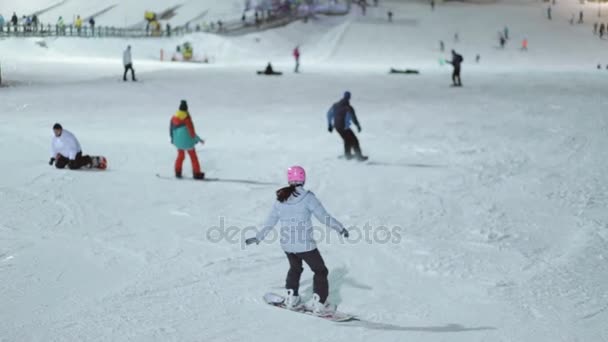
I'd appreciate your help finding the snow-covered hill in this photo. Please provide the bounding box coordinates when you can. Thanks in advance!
[1,1,607,342]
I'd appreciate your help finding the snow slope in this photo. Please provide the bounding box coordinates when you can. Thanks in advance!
[1,1,608,341]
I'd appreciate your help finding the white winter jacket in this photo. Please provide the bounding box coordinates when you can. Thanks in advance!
[123,48,132,66]
[50,129,82,160]
[257,186,345,253]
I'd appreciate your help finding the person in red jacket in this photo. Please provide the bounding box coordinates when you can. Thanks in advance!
[293,46,300,73]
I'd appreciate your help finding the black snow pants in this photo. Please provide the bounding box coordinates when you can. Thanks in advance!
[123,64,136,81]
[337,129,362,158]
[452,67,462,86]
[55,152,92,170]
[285,249,329,303]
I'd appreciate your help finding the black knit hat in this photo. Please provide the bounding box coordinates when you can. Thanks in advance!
[179,100,188,111]
[53,123,62,130]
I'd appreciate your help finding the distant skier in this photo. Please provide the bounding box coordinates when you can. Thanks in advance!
[499,34,506,48]
[454,32,459,42]
[439,40,445,52]
[476,54,480,63]
[431,0,435,11]
[0,14,5,32]
[600,23,605,39]
[521,38,528,51]
[32,14,39,31]
[11,12,17,27]
[246,165,349,315]
[447,49,463,87]
[293,46,300,73]
[547,7,552,20]
[504,26,509,40]
[327,91,368,161]
[75,15,83,35]
[388,11,393,22]
[49,123,103,170]
[57,16,65,35]
[578,10,583,24]
[89,17,95,33]
[170,100,205,179]
[594,22,598,35]
[123,45,136,81]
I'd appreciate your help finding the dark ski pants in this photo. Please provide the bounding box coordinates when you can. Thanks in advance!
[285,249,329,303]
[337,129,362,158]
[452,67,462,86]
[123,63,136,81]
[55,152,92,170]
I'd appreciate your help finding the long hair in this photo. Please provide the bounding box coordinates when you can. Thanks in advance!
[276,184,301,203]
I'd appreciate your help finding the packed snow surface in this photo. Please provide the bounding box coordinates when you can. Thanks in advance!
[1,1,607,341]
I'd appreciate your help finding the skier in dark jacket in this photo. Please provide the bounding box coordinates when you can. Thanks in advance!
[327,91,367,161]
[447,49,463,87]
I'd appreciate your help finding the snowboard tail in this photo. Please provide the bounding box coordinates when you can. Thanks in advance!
[90,156,107,170]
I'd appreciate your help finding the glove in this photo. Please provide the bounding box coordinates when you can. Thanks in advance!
[340,229,349,238]
[356,124,362,133]
[49,158,55,166]
[245,237,259,246]
[328,125,333,133]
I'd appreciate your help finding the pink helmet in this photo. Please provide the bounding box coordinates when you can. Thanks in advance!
[287,166,306,185]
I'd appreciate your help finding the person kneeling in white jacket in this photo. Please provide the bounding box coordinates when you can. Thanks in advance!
[49,123,93,170]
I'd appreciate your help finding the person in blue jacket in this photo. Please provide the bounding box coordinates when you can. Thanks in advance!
[246,166,349,315]
[327,91,368,161]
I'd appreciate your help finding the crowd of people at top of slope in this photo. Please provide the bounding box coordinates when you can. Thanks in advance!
[0,12,96,34]
[545,0,608,41]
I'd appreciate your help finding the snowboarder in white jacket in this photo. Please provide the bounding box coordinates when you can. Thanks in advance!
[246,166,349,315]
[123,45,136,81]
[49,123,93,169]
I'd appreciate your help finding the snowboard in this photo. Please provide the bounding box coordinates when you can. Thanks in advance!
[337,155,369,162]
[257,71,283,76]
[263,292,356,322]
[90,156,108,170]
[389,68,420,74]
[155,173,277,185]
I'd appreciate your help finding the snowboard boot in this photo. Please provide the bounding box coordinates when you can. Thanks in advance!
[175,171,182,179]
[355,154,369,162]
[311,293,336,316]
[193,172,205,180]
[98,157,107,170]
[285,289,301,310]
